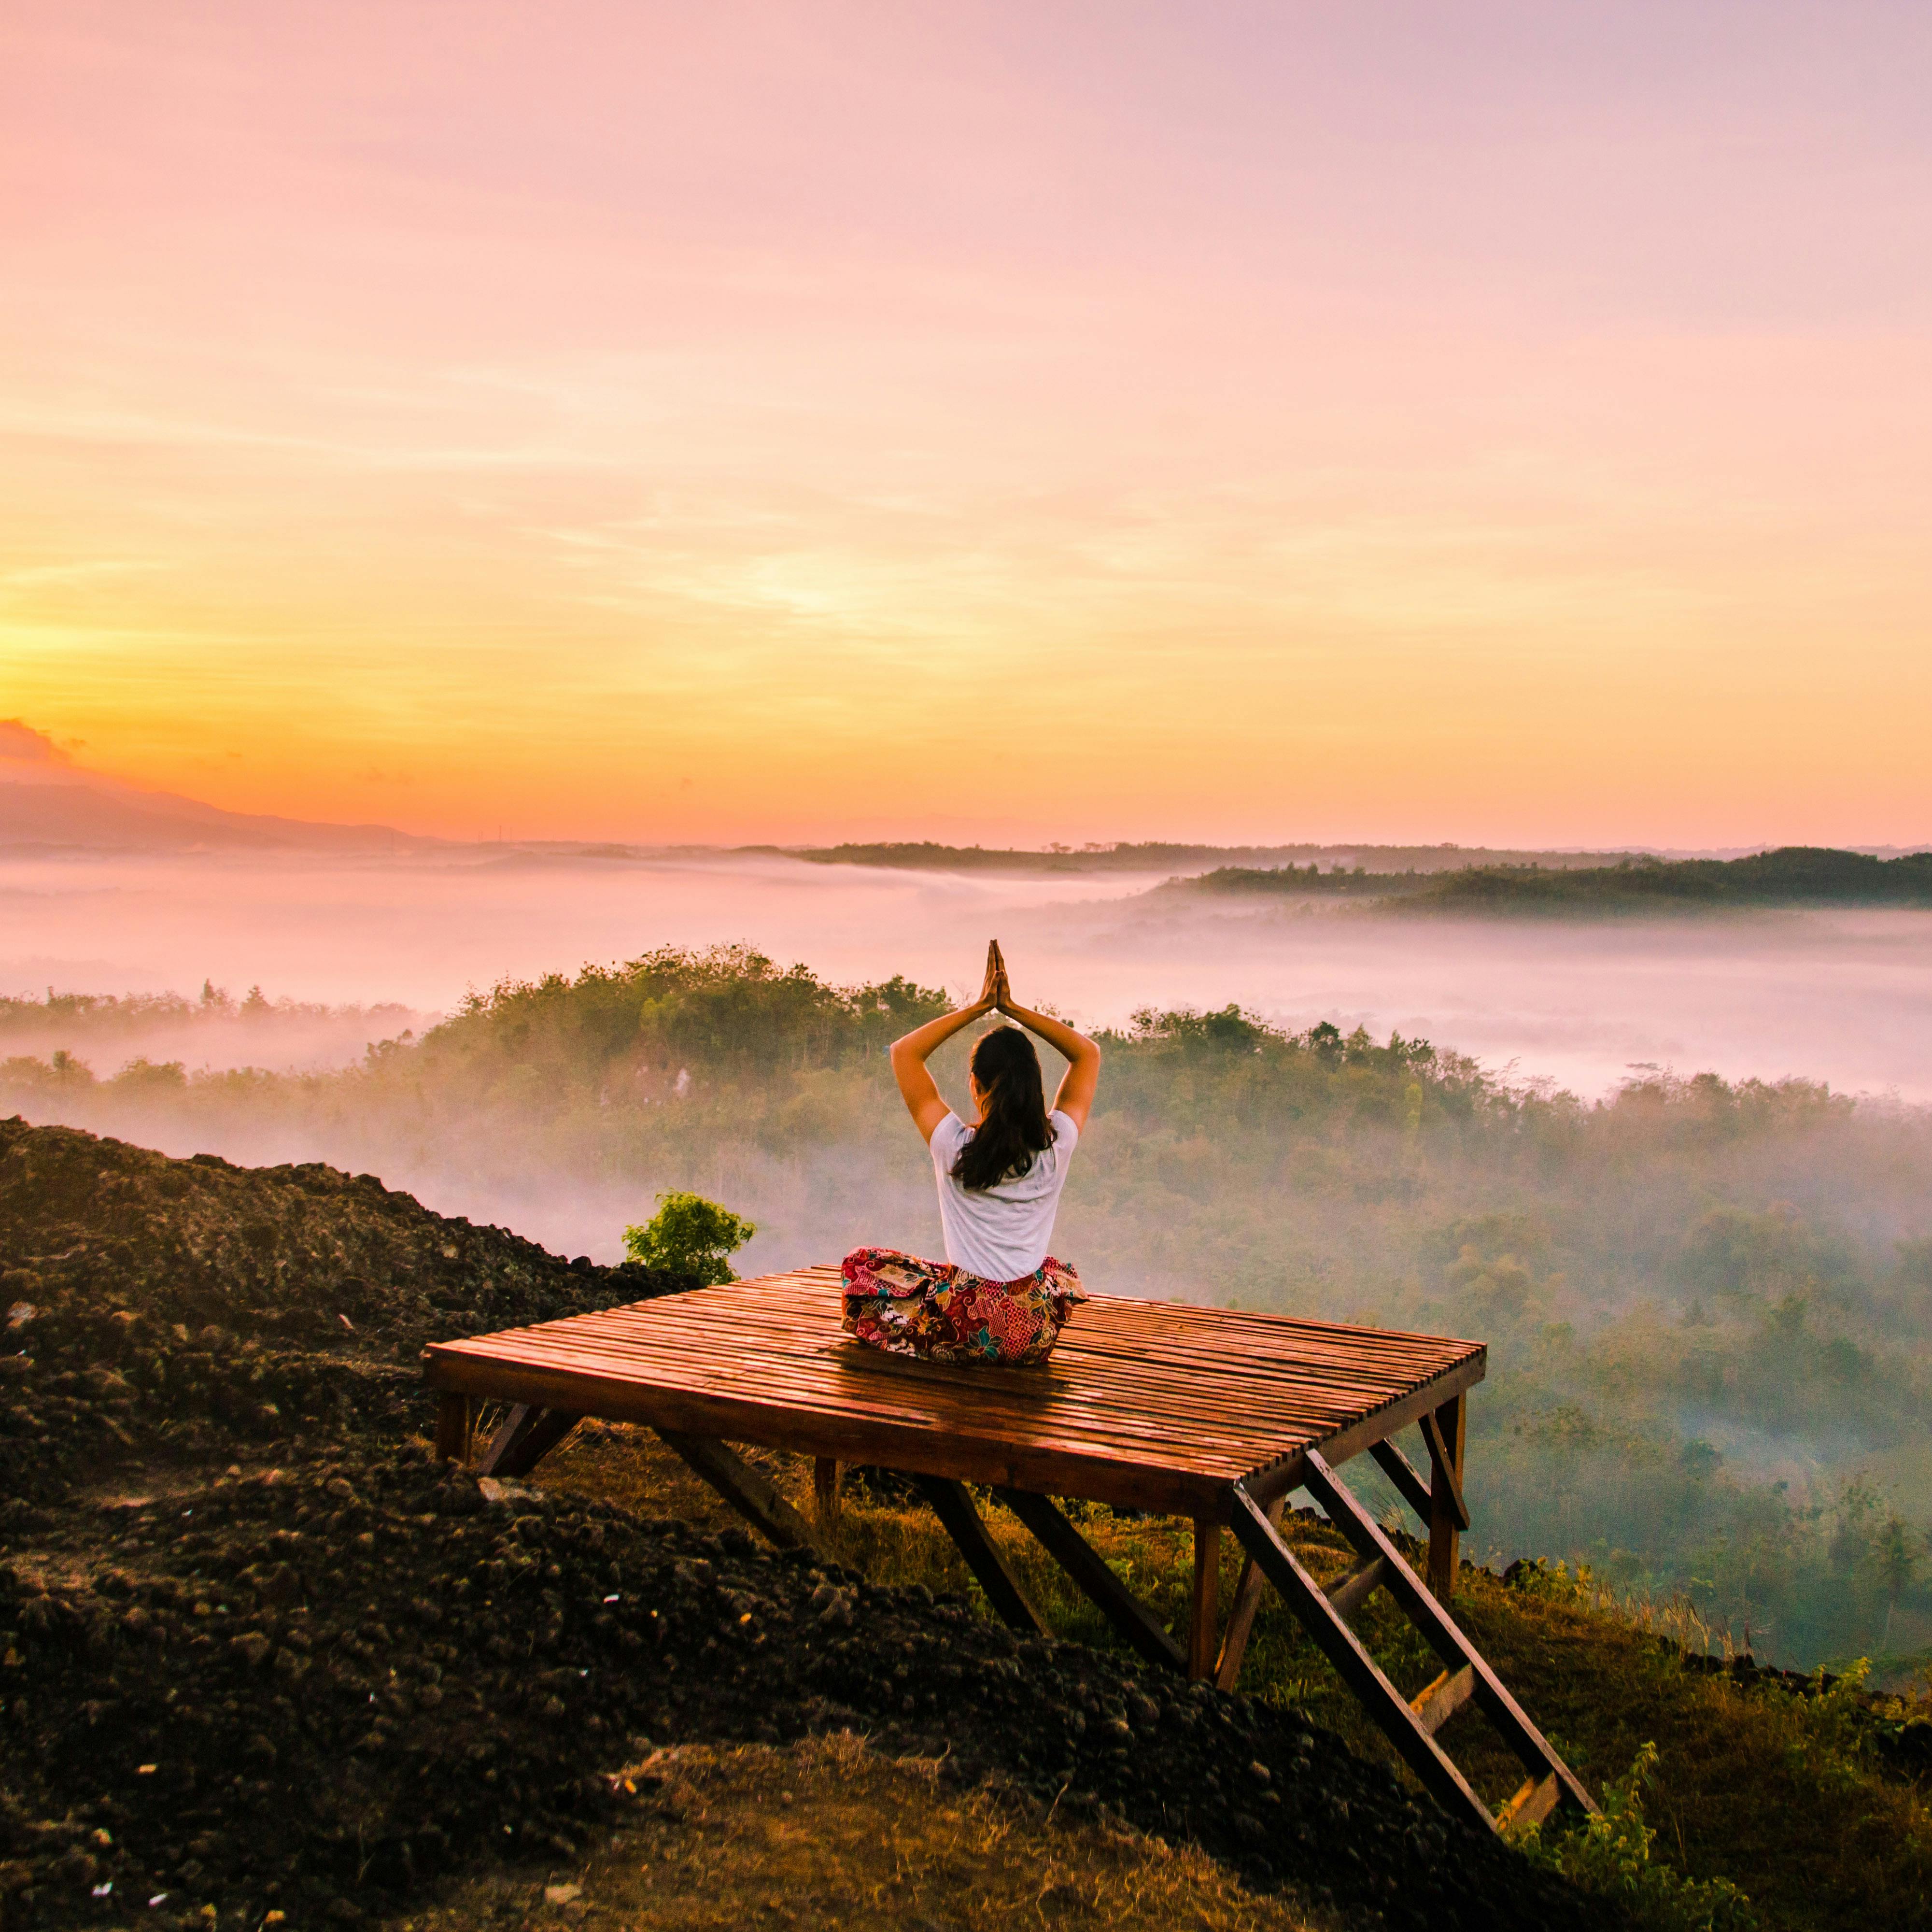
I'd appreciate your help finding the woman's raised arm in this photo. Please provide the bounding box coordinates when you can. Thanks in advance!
[888,943,1001,1143]
[993,952,1101,1132]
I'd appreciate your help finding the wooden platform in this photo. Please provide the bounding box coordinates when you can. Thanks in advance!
[424,1267,1485,1523]
[423,1267,1594,1834]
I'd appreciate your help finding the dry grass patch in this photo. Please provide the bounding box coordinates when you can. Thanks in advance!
[382,1734,1327,1932]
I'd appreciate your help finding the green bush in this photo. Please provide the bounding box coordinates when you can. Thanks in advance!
[1524,1742,1757,1931]
[623,1191,756,1286]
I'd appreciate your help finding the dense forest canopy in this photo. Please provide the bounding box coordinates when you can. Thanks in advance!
[4,944,1930,1677]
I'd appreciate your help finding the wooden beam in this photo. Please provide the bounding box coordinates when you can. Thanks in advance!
[1425,1393,1469,1597]
[1368,1436,1435,1526]
[1410,1664,1476,1736]
[1241,1350,1489,1513]
[475,1403,583,1478]
[813,1457,842,1526]
[656,1429,835,1560]
[1189,1520,1222,1681]
[997,1489,1185,1674]
[915,1477,1049,1635]
[1325,1553,1388,1622]
[1296,1452,1594,1819]
[1226,1484,1493,1833]
[435,1392,473,1465]
[1215,1492,1285,1692]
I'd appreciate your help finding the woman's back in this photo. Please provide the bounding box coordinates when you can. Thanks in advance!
[929,1106,1079,1281]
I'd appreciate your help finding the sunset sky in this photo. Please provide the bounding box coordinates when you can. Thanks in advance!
[3,2,1929,846]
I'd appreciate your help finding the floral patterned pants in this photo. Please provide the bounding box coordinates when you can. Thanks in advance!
[840,1246,1086,1366]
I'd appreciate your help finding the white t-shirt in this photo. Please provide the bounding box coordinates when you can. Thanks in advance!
[928,1108,1079,1282]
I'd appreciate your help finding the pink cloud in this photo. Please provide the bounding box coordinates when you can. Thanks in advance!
[0,720,72,764]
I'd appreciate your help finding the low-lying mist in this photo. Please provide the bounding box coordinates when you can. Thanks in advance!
[7,846,1932,1097]
[6,938,1931,1681]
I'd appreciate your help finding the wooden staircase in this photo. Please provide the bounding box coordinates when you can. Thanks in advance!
[1228,1449,1594,1836]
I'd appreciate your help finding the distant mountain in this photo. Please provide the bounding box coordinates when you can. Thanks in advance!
[0,769,436,855]
[773,838,1650,875]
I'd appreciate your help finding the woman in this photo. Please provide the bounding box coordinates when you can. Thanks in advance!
[842,942,1101,1365]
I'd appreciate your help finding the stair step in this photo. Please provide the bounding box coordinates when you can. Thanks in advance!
[1498,1773,1561,1834]
[1409,1664,1475,1735]
[1325,1553,1388,1620]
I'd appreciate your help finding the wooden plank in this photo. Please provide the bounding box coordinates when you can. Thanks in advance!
[1215,1492,1285,1692]
[915,1477,1049,1635]
[654,1429,834,1560]
[435,1392,472,1464]
[997,1489,1185,1674]
[421,1336,1489,1523]
[1227,1484,1493,1833]
[1325,1553,1388,1622]
[1410,1665,1476,1736]
[1368,1435,1435,1525]
[474,1403,582,1479]
[1189,1520,1222,1681]
[813,1457,841,1526]
[425,1277,1486,1433]
[1297,1451,1594,1818]
[424,1350,1245,1519]
[419,1266,1488,1523]
[1498,1774,1560,1835]
[1425,1393,1469,1597]
[446,1316,1480,1439]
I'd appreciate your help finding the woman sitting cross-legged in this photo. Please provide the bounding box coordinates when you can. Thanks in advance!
[842,942,1100,1366]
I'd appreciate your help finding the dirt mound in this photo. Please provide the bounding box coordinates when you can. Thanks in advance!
[0,1453,1610,1932]
[0,1118,685,1505]
[0,1122,1617,1932]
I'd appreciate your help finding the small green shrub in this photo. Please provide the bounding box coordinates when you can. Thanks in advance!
[1523,1742,1757,1931]
[623,1191,756,1286]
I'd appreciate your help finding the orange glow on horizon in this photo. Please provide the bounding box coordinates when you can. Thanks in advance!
[4,4,1931,848]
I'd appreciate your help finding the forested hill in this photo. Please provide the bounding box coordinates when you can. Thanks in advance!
[1177,845,1932,912]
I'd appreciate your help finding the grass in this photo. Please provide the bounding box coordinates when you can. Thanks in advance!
[379,1733,1328,1932]
[527,1422,1932,1932]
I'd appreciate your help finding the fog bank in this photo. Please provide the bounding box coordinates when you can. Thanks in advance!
[6,847,1932,1099]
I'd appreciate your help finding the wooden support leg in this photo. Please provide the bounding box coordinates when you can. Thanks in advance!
[655,1430,835,1560]
[814,1457,842,1526]
[1215,1493,1285,1691]
[435,1392,473,1465]
[1189,1519,1222,1681]
[1424,1392,1468,1599]
[916,1477,1048,1635]
[474,1403,583,1479]
[997,1489,1185,1674]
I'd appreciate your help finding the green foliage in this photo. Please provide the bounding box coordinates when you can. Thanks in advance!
[623,1190,757,1286]
[1523,1744,1758,1931]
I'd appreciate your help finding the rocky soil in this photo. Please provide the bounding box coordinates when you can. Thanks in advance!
[0,1120,1620,1932]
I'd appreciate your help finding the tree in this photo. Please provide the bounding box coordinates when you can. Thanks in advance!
[623,1192,756,1286]
[1869,1513,1925,1654]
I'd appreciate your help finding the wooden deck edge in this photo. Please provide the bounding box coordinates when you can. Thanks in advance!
[1238,1349,1487,1506]
[419,1352,1235,1520]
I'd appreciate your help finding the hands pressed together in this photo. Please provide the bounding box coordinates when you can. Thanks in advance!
[888,938,1100,1140]
[973,939,1015,1017]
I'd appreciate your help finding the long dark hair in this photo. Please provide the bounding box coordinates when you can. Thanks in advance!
[954,1024,1053,1191]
